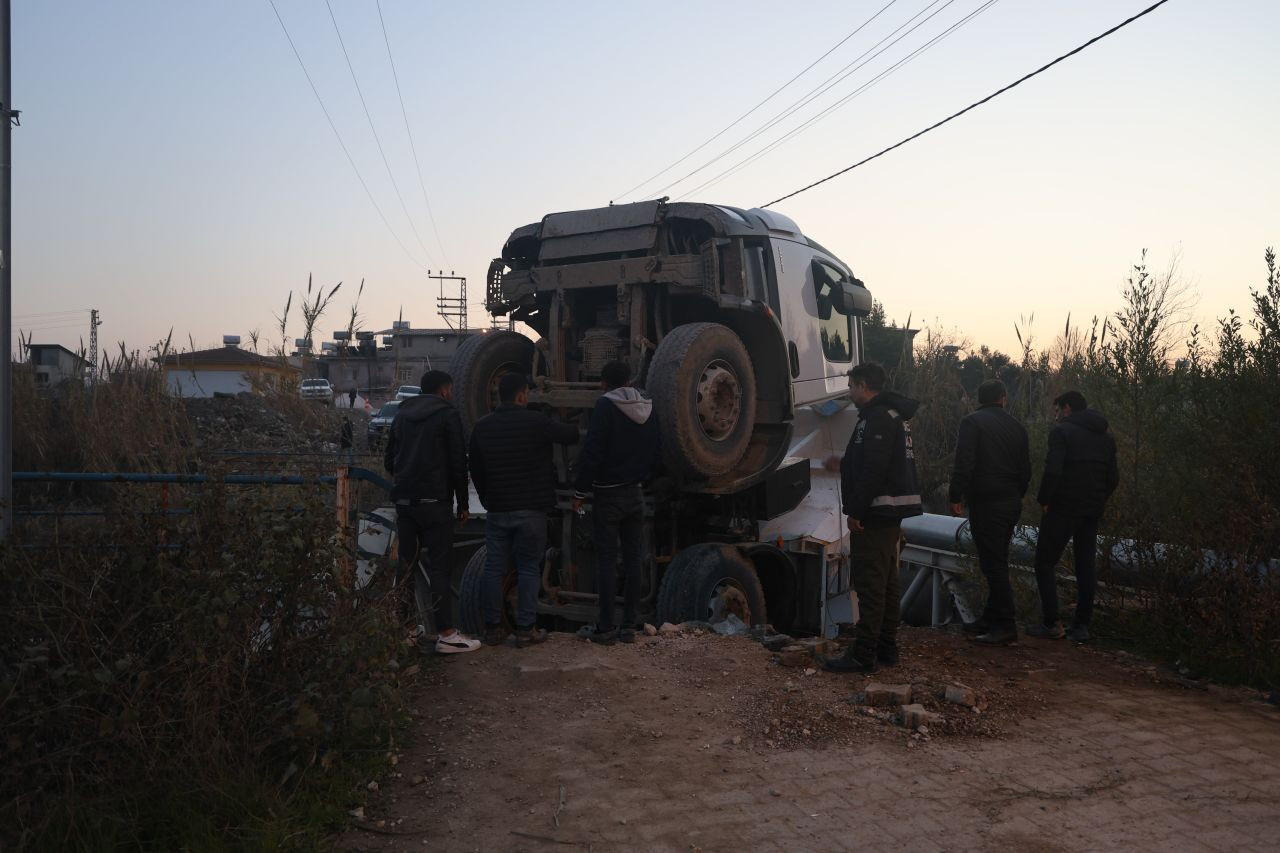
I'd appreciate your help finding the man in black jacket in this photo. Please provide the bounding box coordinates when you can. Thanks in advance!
[469,373,579,647]
[825,362,923,674]
[384,370,480,654]
[949,379,1031,646]
[1028,390,1119,643]
[571,361,660,645]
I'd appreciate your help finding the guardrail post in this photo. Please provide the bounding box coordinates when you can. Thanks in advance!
[336,464,352,588]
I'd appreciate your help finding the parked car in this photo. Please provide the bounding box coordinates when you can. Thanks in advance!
[367,400,401,448]
[393,385,421,401]
[299,378,334,405]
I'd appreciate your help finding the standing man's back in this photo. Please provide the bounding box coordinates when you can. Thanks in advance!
[949,379,1031,645]
[1028,390,1119,643]
[469,373,579,647]
[384,369,479,654]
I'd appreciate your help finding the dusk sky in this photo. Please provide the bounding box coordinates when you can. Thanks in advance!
[11,0,1278,359]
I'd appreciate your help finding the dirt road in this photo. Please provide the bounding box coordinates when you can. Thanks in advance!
[342,627,1279,852]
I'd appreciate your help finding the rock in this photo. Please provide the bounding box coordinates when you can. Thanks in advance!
[899,703,943,730]
[643,623,658,636]
[778,645,811,667]
[410,775,425,786]
[863,683,912,707]
[944,684,978,707]
[731,735,742,745]
[367,781,380,792]
[711,613,749,635]
[759,633,795,652]
[769,788,781,797]
[803,667,817,677]
[680,620,715,632]
[796,636,837,656]
[659,622,682,635]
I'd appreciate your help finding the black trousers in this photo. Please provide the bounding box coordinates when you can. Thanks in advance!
[851,523,902,661]
[968,497,1022,631]
[395,501,455,633]
[1034,509,1099,627]
[592,484,645,632]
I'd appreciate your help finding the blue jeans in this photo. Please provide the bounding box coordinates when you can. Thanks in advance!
[483,510,547,629]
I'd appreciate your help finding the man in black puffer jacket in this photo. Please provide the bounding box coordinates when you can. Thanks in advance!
[825,362,923,674]
[1027,390,1119,644]
[949,379,1031,646]
[469,373,579,647]
[572,361,661,646]
[384,370,479,654]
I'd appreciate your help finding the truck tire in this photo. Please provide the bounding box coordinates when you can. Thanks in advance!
[656,543,767,627]
[457,545,516,634]
[647,323,757,479]
[451,331,535,435]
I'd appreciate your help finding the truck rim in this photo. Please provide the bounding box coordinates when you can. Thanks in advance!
[708,579,751,624]
[695,360,742,441]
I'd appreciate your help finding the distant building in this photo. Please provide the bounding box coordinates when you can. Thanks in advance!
[312,327,473,399]
[27,344,88,389]
[159,341,298,398]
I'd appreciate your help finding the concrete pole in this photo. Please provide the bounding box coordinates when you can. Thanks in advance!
[1,0,14,539]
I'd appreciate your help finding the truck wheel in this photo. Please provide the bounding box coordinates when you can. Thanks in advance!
[452,331,535,435]
[457,546,518,634]
[656,543,767,627]
[647,323,757,479]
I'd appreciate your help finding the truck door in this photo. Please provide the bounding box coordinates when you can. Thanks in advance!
[772,238,861,406]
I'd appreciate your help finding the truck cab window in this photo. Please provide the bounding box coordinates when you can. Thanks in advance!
[814,262,852,363]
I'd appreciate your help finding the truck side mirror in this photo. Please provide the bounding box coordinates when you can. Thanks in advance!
[832,281,873,318]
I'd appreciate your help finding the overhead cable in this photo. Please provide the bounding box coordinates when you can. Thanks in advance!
[613,0,901,202]
[679,0,999,200]
[763,0,1174,207]
[325,0,434,264]
[266,0,428,269]
[650,0,959,199]
[376,0,451,267]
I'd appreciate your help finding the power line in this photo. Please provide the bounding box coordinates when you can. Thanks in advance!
[763,0,1174,207]
[679,0,999,201]
[324,0,433,265]
[12,308,88,320]
[648,0,959,199]
[266,0,428,269]
[376,0,450,268]
[613,0,902,202]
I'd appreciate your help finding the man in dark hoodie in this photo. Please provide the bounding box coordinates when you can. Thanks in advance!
[1027,390,1119,644]
[571,361,660,645]
[469,373,579,648]
[384,370,480,654]
[949,379,1031,646]
[824,362,923,674]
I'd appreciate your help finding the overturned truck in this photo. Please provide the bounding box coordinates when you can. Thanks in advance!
[450,199,876,635]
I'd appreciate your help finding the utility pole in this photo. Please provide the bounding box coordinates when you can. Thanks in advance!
[429,270,467,332]
[1,0,16,540]
[88,308,101,383]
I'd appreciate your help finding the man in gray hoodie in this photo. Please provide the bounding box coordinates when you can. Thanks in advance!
[572,361,661,645]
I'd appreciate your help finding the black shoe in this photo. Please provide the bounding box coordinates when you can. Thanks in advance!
[515,625,548,648]
[588,628,617,646]
[876,646,900,668]
[973,626,1018,646]
[482,624,506,646]
[962,620,990,636]
[822,650,879,674]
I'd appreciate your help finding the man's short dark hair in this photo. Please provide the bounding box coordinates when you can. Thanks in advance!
[977,379,1007,406]
[420,370,453,395]
[1053,390,1087,411]
[847,362,886,391]
[601,360,630,390]
[498,372,529,403]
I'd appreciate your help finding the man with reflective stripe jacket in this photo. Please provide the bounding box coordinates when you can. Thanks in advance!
[825,362,923,674]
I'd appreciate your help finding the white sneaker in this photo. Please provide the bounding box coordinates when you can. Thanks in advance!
[435,632,481,654]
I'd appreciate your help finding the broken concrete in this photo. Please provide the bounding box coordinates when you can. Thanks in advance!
[899,703,943,730]
[944,684,978,707]
[778,645,812,667]
[862,683,913,707]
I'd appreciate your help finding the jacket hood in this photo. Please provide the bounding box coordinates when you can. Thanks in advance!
[398,393,452,422]
[863,390,919,420]
[1066,408,1109,433]
[603,387,653,424]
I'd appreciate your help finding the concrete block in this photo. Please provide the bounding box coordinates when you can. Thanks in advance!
[863,683,913,707]
[944,684,978,707]
[899,703,943,730]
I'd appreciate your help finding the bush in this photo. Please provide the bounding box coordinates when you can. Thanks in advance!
[1,355,406,849]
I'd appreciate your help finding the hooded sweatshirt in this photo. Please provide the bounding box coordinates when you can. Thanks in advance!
[383,393,468,508]
[573,387,661,497]
[840,390,924,525]
[1036,408,1119,516]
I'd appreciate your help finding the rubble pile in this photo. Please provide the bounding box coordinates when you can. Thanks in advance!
[185,393,372,455]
